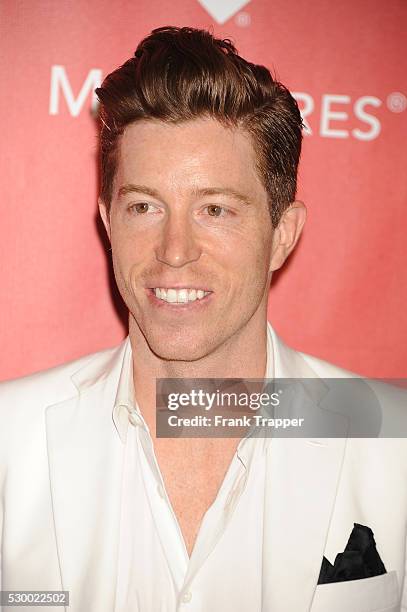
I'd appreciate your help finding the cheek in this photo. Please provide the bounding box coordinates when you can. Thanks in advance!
[110,224,146,266]
[220,231,272,275]
[216,247,271,304]
[109,232,145,296]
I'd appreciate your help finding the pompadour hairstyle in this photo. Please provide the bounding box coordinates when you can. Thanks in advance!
[95,25,303,227]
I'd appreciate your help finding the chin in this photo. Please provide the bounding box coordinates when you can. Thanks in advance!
[147,335,212,363]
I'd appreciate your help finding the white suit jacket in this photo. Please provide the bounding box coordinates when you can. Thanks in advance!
[0,323,406,612]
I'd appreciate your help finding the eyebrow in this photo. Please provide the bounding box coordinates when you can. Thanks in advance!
[117,183,253,206]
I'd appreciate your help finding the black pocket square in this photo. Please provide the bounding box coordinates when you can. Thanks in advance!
[317,523,387,584]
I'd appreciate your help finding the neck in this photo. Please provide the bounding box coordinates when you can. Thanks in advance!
[129,313,269,432]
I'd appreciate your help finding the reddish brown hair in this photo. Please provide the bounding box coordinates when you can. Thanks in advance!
[96,26,303,227]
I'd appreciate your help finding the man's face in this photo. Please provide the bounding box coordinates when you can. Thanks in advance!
[100,117,279,361]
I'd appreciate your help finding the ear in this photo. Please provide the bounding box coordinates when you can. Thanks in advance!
[98,197,111,242]
[269,201,306,272]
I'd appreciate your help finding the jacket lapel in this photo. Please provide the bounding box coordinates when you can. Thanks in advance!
[45,339,130,612]
[262,324,349,611]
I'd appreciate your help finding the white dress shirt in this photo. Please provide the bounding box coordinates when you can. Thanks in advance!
[112,329,274,612]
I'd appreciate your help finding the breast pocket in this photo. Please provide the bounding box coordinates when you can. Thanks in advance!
[310,571,399,612]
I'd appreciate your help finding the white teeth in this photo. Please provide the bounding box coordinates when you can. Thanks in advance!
[153,288,210,304]
[166,289,177,303]
[177,289,189,303]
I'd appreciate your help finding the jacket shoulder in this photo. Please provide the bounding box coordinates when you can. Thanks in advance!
[295,348,407,435]
[0,342,123,408]
[296,349,360,378]
[0,340,126,470]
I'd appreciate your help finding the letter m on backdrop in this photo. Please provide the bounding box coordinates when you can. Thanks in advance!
[49,66,102,117]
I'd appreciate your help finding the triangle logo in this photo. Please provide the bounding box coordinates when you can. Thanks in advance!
[197,0,251,24]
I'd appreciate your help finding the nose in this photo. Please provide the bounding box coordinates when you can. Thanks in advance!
[155,211,201,268]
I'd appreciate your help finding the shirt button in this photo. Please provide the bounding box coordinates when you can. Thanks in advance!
[181,591,192,603]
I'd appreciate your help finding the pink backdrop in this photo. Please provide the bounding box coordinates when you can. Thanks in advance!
[1,0,406,381]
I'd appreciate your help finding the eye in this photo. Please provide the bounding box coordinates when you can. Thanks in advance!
[129,202,157,214]
[206,205,228,217]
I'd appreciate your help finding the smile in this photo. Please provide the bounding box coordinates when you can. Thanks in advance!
[152,287,212,304]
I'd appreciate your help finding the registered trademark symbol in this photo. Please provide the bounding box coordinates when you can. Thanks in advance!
[386,92,406,113]
[235,11,251,26]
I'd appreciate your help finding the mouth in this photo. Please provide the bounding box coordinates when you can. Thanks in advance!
[146,287,213,309]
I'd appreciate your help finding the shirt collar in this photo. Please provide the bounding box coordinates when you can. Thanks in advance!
[112,338,138,443]
[236,323,275,466]
[265,320,275,380]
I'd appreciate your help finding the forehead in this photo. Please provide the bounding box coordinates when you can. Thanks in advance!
[115,117,266,199]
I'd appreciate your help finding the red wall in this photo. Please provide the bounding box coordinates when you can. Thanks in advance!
[1,0,406,380]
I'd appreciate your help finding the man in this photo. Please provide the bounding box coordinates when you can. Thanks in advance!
[0,25,406,612]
